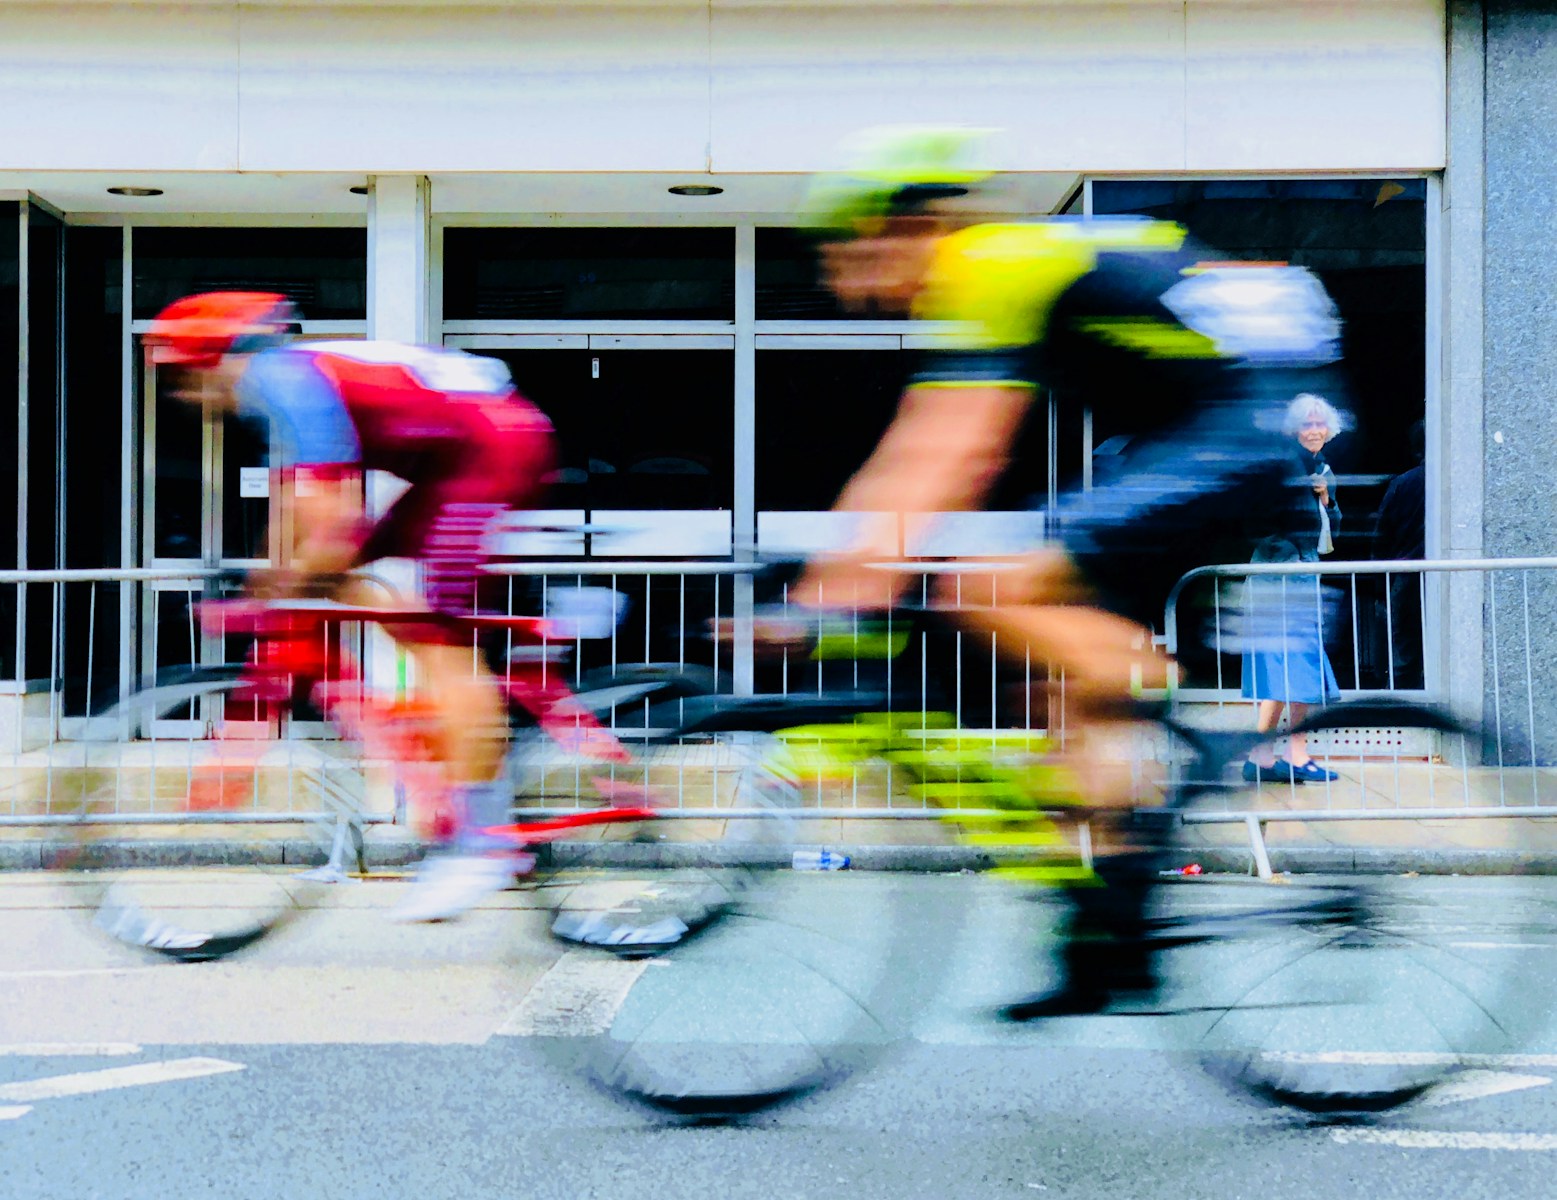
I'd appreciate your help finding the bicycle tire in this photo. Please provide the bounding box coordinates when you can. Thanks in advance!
[1156,699,1541,1116]
[49,668,350,963]
[517,689,954,1121]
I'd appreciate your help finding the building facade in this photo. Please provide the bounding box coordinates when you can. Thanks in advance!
[0,1,1537,748]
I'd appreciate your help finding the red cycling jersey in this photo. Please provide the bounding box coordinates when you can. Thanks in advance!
[237,340,555,616]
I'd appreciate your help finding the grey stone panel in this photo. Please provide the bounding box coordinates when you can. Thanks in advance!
[1483,3,1557,762]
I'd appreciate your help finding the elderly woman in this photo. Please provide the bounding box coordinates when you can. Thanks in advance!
[1241,393,1346,784]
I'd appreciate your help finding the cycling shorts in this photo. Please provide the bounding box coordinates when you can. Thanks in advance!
[354,402,556,622]
[1050,383,1304,630]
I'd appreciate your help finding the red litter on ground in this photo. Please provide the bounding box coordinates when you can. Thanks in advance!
[1177,864,1204,876]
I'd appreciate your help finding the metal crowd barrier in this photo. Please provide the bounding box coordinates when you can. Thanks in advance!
[3,558,1556,867]
[1163,557,1557,875]
[484,560,1036,818]
[0,567,393,831]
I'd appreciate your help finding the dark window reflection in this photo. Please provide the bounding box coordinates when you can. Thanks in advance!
[1094,180,1428,689]
[0,202,18,678]
[472,350,733,513]
[152,366,203,560]
[62,226,125,712]
[222,415,271,561]
[755,351,905,509]
[24,210,63,684]
[132,227,367,320]
[756,229,851,320]
[445,229,734,321]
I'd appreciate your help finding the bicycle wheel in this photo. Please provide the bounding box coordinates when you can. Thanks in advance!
[519,693,952,1120]
[49,668,347,963]
[1157,700,1541,1115]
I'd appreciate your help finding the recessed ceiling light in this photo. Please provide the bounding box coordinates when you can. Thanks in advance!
[668,184,723,197]
[107,186,163,198]
[349,185,369,195]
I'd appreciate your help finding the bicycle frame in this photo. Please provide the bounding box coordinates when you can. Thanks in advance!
[190,599,660,848]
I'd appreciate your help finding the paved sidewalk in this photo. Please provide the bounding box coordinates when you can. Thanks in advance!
[5,754,1557,874]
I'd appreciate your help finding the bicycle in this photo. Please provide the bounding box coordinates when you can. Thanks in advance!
[51,586,713,962]
[527,592,1540,1122]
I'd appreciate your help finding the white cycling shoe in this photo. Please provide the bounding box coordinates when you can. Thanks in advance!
[390,851,532,924]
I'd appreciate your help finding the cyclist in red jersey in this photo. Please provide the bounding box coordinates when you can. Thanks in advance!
[145,292,555,921]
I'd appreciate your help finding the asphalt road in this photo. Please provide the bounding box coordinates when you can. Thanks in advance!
[4,871,1557,1200]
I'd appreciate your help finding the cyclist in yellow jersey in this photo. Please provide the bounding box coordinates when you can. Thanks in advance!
[793,129,1342,1017]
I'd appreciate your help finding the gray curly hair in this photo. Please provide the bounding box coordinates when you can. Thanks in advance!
[1281,392,1348,441]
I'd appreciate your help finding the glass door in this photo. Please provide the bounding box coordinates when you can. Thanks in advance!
[140,352,278,735]
[453,334,736,684]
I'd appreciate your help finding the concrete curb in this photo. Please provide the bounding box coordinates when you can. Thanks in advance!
[5,837,1556,876]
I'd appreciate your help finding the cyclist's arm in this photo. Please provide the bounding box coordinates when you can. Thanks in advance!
[793,381,1034,608]
[237,350,366,597]
[253,467,366,598]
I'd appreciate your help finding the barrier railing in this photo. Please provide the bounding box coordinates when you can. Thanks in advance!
[0,567,395,830]
[1162,556,1557,875]
[484,560,1039,818]
[3,558,1553,863]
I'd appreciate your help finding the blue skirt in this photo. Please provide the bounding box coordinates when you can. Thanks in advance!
[1238,577,1341,704]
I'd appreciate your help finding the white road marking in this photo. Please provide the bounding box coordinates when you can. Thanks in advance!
[1264,1051,1557,1068]
[0,1044,142,1057]
[0,1107,31,1121]
[1422,1070,1552,1107]
[496,952,649,1037]
[1448,942,1557,951]
[0,1057,245,1104]
[1331,1129,1557,1151]
[0,968,147,980]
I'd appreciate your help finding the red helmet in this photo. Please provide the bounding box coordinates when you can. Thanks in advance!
[144,291,299,367]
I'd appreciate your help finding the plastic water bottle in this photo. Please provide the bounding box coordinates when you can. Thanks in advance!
[792,849,851,871]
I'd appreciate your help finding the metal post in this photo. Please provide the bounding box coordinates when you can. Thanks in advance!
[1245,814,1274,880]
[732,224,756,697]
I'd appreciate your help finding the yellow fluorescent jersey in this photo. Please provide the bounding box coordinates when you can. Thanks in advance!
[908,218,1339,404]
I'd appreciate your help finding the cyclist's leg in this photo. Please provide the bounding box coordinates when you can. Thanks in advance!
[383,423,555,920]
[940,549,1169,814]
[965,400,1297,1016]
[412,411,555,847]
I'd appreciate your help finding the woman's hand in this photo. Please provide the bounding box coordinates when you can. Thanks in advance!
[1311,476,1330,507]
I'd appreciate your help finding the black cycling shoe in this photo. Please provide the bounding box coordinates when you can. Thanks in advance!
[1001,850,1164,1024]
[997,945,1158,1022]
[998,986,1113,1022]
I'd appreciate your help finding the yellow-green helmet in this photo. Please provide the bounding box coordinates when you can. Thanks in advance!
[802,126,996,237]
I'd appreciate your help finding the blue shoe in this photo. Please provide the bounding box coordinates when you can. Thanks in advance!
[1243,759,1303,784]
[1286,758,1340,783]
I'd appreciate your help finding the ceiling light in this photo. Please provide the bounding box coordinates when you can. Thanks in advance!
[107,186,163,197]
[349,185,369,195]
[668,184,723,197]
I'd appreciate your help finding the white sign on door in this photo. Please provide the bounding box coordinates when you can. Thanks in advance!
[238,467,270,499]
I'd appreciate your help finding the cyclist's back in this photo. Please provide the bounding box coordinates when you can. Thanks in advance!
[910,216,1339,623]
[237,339,555,616]
[794,131,1346,1018]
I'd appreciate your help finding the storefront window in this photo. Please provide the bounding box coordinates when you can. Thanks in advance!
[1093,178,1429,688]
[756,351,906,510]
[755,229,851,320]
[64,227,122,569]
[62,226,125,714]
[1091,179,1427,521]
[0,202,18,680]
[131,227,367,321]
[444,228,734,321]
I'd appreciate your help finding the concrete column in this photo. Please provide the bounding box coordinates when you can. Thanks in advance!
[366,175,431,344]
[1481,2,1557,763]
[1440,1,1486,743]
[364,175,431,693]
